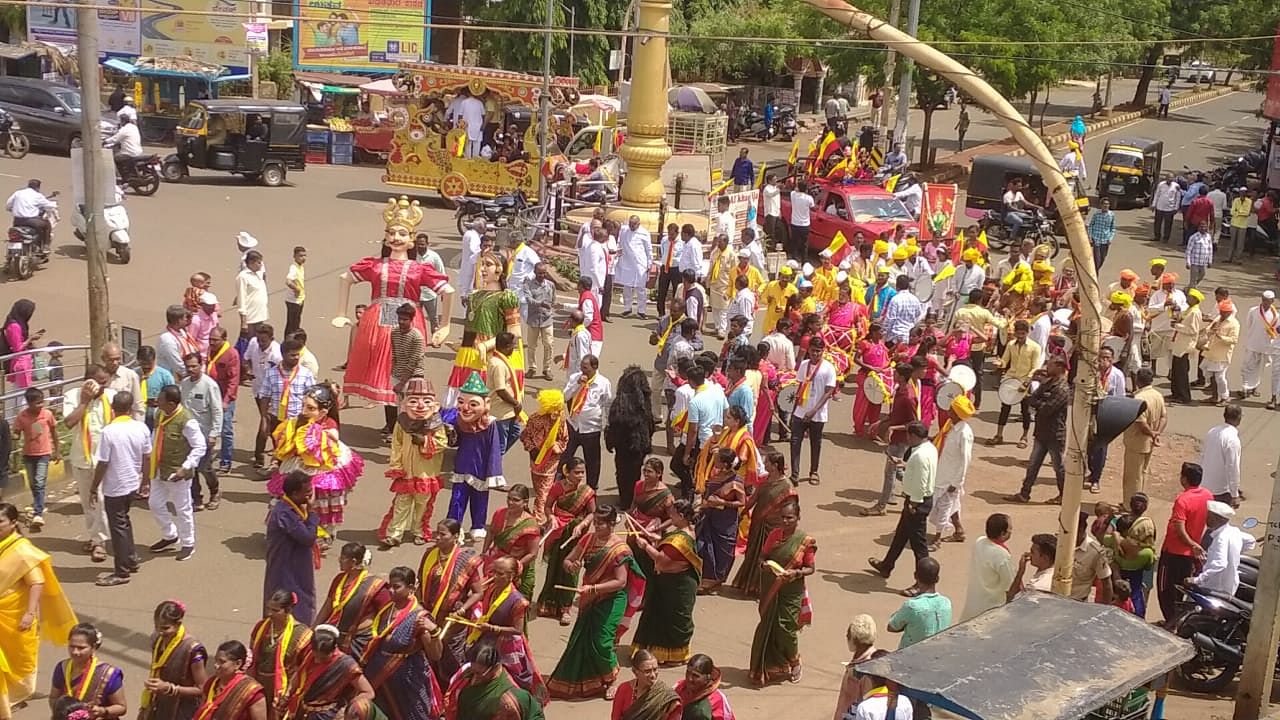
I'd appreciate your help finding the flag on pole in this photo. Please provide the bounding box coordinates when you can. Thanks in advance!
[786,137,801,166]
[757,159,769,188]
[825,155,850,179]
[825,230,851,262]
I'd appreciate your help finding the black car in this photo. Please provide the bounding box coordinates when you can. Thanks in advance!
[0,77,116,152]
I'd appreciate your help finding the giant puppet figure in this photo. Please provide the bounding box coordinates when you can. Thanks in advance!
[333,196,455,405]
[442,371,506,540]
[444,249,523,405]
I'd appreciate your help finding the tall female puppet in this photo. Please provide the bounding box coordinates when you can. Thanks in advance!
[333,196,455,406]
[443,250,523,405]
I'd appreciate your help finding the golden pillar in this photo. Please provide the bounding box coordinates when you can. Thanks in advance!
[617,0,672,208]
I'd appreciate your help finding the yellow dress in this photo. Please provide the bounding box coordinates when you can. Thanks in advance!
[0,532,77,718]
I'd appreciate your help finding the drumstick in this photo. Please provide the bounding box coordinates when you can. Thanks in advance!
[444,615,484,629]
[554,584,583,592]
[560,533,582,550]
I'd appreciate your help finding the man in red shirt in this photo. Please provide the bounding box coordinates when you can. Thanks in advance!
[1184,186,1216,247]
[206,326,240,473]
[1156,461,1212,627]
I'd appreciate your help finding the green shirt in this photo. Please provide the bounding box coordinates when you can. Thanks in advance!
[889,592,953,649]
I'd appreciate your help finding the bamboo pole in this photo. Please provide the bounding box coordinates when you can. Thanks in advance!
[798,0,1104,597]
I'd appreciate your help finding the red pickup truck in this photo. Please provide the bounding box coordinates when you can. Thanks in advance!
[770,178,919,251]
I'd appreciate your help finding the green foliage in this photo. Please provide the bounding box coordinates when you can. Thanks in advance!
[474,0,625,86]
[257,51,294,98]
[0,5,25,44]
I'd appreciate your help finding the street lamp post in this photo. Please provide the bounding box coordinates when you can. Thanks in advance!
[566,4,576,79]
[537,0,553,202]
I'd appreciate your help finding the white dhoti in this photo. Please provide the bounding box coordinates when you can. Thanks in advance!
[1201,358,1231,398]
[1147,331,1173,371]
[1241,350,1280,395]
[929,486,964,536]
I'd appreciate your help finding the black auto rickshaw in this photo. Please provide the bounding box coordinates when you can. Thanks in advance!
[1097,137,1163,208]
[162,99,307,187]
[964,154,1047,216]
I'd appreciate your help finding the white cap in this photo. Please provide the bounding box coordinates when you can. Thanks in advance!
[836,271,849,283]
[819,249,833,258]
[1207,500,1235,518]
[736,248,750,258]
[798,278,813,289]
[801,262,815,277]
[199,291,218,306]
[1264,290,1276,300]
[236,231,258,249]
[785,259,801,270]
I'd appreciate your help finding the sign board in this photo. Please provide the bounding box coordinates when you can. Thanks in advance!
[244,22,268,55]
[708,188,760,237]
[28,0,142,55]
[608,49,622,71]
[140,0,249,71]
[294,0,428,72]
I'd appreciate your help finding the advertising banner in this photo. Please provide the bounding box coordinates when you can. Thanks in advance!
[244,22,269,55]
[920,183,958,239]
[295,0,427,72]
[140,0,249,70]
[28,0,142,56]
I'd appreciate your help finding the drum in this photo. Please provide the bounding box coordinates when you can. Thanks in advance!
[912,274,935,303]
[1102,335,1126,358]
[827,349,852,380]
[935,380,965,410]
[776,382,800,415]
[862,373,888,405]
[947,364,977,391]
[998,377,1030,405]
[1052,308,1073,328]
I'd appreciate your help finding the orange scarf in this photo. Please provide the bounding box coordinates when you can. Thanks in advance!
[276,364,300,418]
[570,374,595,416]
[796,358,823,406]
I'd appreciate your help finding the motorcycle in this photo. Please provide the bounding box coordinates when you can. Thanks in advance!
[775,105,798,141]
[111,151,162,197]
[454,189,529,236]
[1172,553,1260,693]
[6,194,58,280]
[979,207,1062,258]
[0,109,29,160]
[72,187,132,264]
[740,109,777,141]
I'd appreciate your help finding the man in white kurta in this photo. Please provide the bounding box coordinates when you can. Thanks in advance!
[1145,273,1188,377]
[929,395,975,545]
[1238,290,1280,406]
[459,92,487,159]
[614,215,652,318]
[458,219,484,298]
[578,225,609,296]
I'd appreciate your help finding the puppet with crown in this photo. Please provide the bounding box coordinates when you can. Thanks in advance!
[333,196,455,406]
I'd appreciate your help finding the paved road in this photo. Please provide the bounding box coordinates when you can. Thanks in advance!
[1,88,1271,720]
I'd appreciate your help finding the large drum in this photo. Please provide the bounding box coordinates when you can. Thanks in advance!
[862,371,892,406]
[997,377,1030,406]
[935,380,966,410]
[912,274,935,303]
[776,382,800,415]
[826,349,852,381]
[947,364,977,392]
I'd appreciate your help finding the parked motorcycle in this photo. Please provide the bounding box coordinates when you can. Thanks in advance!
[740,109,777,141]
[1172,552,1260,693]
[0,109,29,160]
[775,105,798,141]
[116,154,162,196]
[454,190,529,236]
[6,196,58,280]
[73,187,132,264]
[979,207,1062,258]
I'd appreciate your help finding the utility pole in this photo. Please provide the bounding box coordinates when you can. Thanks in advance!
[76,8,111,356]
[1234,466,1280,719]
[878,0,901,142]
[893,0,920,148]
[536,0,554,202]
[618,0,638,86]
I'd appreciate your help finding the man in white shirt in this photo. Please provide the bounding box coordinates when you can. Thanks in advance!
[928,396,975,546]
[1188,501,1257,595]
[5,179,57,250]
[506,232,541,312]
[1237,290,1280,406]
[1028,297,1053,364]
[1207,185,1228,239]
[843,660,915,720]
[789,338,839,485]
[728,273,757,337]
[741,226,767,275]
[91,391,152,586]
[100,341,144,420]
[147,385,206,561]
[870,422,938,587]
[106,116,144,177]
[677,226,705,281]
[63,366,116,562]
[894,178,924,219]
[615,215,652,318]
[563,309,592,373]
[458,219,485,298]
[762,174,783,245]
[458,91,487,158]
[762,323,797,372]
[961,513,1015,621]
[235,250,270,332]
[1200,404,1243,504]
[1150,174,1182,243]
[243,324,282,401]
[788,179,816,261]
[578,225,609,300]
[1002,177,1039,240]
[179,352,224,510]
[116,97,138,124]
[562,355,613,490]
[714,195,737,245]
[1146,272,1188,376]
[1158,85,1172,117]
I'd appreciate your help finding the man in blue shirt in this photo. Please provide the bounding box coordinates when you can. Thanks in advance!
[1180,172,1205,243]
[1087,197,1117,270]
[730,148,755,192]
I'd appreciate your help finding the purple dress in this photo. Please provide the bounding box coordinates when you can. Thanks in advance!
[442,408,506,531]
[264,500,319,623]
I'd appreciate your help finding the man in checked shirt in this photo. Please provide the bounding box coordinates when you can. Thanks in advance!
[255,338,315,468]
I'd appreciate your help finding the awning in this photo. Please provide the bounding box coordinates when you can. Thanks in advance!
[298,80,360,95]
[102,57,228,81]
[359,78,402,96]
[293,70,371,88]
[0,44,36,61]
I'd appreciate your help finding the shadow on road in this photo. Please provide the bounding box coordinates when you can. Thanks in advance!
[222,530,267,560]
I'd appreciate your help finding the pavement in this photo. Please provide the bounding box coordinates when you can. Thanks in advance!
[1,88,1274,720]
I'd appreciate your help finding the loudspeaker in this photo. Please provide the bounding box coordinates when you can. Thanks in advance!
[1094,396,1147,445]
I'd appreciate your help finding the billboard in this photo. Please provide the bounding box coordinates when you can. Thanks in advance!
[27,0,143,56]
[140,0,249,71]
[294,0,428,72]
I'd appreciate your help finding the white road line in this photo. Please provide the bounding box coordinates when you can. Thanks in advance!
[1084,90,1242,144]
[0,172,20,179]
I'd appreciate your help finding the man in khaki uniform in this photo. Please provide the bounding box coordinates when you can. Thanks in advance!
[1122,367,1166,500]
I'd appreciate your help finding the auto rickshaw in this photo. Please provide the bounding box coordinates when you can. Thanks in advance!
[1097,137,1163,208]
[162,99,308,186]
[964,154,1046,218]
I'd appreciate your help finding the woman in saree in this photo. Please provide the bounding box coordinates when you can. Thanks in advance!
[194,642,267,720]
[752,342,780,445]
[546,505,641,700]
[48,623,127,718]
[277,625,374,720]
[518,390,568,524]
[360,566,444,720]
[249,590,314,720]
[481,484,539,600]
[850,323,893,438]
[630,499,701,665]
[732,452,797,599]
[462,557,547,705]
[674,654,736,720]
[315,543,390,657]
[822,286,867,353]
[626,458,674,577]
[267,384,365,535]
[0,502,76,720]
[417,519,484,686]
[748,499,816,687]
[441,640,544,720]
[695,449,745,595]
[535,457,596,624]
[608,650,680,720]
[697,407,759,495]
[138,600,209,720]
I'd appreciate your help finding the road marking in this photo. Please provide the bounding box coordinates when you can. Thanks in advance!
[1084,90,1241,145]
[0,172,20,179]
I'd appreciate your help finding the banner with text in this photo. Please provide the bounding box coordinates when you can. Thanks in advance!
[28,0,142,56]
[294,0,427,72]
[141,0,249,70]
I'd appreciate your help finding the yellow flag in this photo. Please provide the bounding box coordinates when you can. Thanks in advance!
[885,174,902,193]
[826,230,848,256]
[706,177,734,200]
[757,160,769,188]
[825,155,850,179]
[934,262,957,282]
[593,129,602,154]
[787,138,801,165]
[976,229,988,248]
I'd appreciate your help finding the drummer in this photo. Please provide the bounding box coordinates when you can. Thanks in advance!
[986,318,1041,449]
[905,244,932,283]
[1144,271,1186,378]
[951,288,1005,409]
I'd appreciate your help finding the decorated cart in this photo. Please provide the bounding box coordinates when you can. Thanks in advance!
[382,63,580,201]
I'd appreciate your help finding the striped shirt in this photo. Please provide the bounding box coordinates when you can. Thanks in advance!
[1086,209,1116,246]
[1186,231,1214,267]
[258,363,316,419]
[882,291,925,344]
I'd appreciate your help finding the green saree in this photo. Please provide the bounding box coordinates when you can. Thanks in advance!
[748,528,815,686]
[535,483,595,618]
[443,666,544,720]
[546,536,641,698]
[631,529,702,663]
[731,480,797,598]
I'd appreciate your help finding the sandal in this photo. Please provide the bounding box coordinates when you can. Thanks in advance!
[808,473,821,486]
[91,545,107,563]
[1016,438,1029,449]
[789,664,803,683]
[1089,483,1101,494]
[984,436,1004,447]
[860,505,887,517]
[95,573,130,587]
[558,613,571,627]
[949,533,966,543]
[206,495,221,511]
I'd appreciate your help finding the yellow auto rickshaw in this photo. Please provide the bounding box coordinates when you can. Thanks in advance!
[1096,137,1163,208]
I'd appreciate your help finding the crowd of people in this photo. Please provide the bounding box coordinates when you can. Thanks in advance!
[0,151,1274,720]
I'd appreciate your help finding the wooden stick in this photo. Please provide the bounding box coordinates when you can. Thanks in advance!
[445,615,483,629]
[554,584,582,592]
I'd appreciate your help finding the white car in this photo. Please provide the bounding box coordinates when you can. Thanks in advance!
[1186,60,1216,84]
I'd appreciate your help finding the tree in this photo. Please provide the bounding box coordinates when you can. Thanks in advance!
[0,5,25,44]
[913,68,948,166]
[474,0,625,86]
